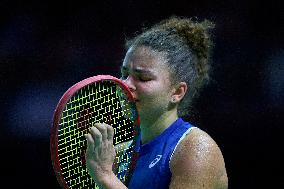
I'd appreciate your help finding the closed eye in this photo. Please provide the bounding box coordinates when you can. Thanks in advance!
[138,75,152,82]
[120,66,155,82]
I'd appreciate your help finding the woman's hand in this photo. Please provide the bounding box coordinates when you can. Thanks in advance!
[84,123,116,184]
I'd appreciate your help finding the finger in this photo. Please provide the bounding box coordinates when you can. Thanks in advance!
[93,123,108,142]
[84,133,95,152]
[90,126,102,147]
[106,124,114,141]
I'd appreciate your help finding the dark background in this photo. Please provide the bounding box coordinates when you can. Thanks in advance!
[0,0,283,188]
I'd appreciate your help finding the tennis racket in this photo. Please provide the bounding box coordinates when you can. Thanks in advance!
[50,75,140,189]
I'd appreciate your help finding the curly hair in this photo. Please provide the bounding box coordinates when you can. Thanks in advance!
[125,16,215,117]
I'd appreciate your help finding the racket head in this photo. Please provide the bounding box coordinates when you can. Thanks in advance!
[50,75,140,189]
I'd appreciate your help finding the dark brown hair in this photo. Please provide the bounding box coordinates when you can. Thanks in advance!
[125,16,215,116]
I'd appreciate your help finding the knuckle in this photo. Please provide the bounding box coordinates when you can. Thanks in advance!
[105,124,113,131]
[90,127,101,138]
[95,132,102,138]
[100,125,107,132]
[95,123,107,131]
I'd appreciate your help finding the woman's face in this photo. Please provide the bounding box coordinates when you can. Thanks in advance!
[121,46,174,119]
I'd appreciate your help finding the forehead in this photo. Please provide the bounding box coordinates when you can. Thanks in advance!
[122,46,168,71]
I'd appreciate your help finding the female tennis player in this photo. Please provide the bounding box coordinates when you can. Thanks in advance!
[84,16,228,189]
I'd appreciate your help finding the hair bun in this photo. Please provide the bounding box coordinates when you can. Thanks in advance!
[154,16,215,60]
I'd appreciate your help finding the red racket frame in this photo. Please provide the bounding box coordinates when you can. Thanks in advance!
[50,75,140,189]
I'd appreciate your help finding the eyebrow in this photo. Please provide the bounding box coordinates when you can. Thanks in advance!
[120,66,154,75]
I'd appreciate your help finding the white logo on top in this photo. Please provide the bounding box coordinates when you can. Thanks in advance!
[149,155,162,168]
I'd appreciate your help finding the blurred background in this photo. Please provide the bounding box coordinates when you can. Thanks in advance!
[0,0,283,188]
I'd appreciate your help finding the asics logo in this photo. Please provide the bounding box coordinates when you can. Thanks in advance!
[149,155,162,168]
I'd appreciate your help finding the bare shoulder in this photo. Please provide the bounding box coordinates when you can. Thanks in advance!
[169,128,228,189]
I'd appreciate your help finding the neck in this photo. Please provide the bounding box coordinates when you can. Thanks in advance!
[139,109,178,144]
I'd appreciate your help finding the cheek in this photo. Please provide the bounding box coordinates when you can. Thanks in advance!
[136,81,169,100]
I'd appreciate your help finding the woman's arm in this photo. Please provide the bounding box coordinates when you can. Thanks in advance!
[169,128,228,189]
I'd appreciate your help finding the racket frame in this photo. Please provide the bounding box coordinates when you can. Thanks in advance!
[50,75,140,189]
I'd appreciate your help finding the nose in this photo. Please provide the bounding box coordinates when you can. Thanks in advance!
[122,76,136,92]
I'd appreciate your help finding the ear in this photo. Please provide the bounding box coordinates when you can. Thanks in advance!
[171,82,188,104]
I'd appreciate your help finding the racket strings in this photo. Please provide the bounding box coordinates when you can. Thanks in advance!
[56,81,137,189]
[59,99,131,139]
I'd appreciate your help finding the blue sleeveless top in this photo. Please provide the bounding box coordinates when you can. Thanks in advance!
[127,118,195,189]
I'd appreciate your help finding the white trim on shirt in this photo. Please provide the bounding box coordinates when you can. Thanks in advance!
[169,126,197,164]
